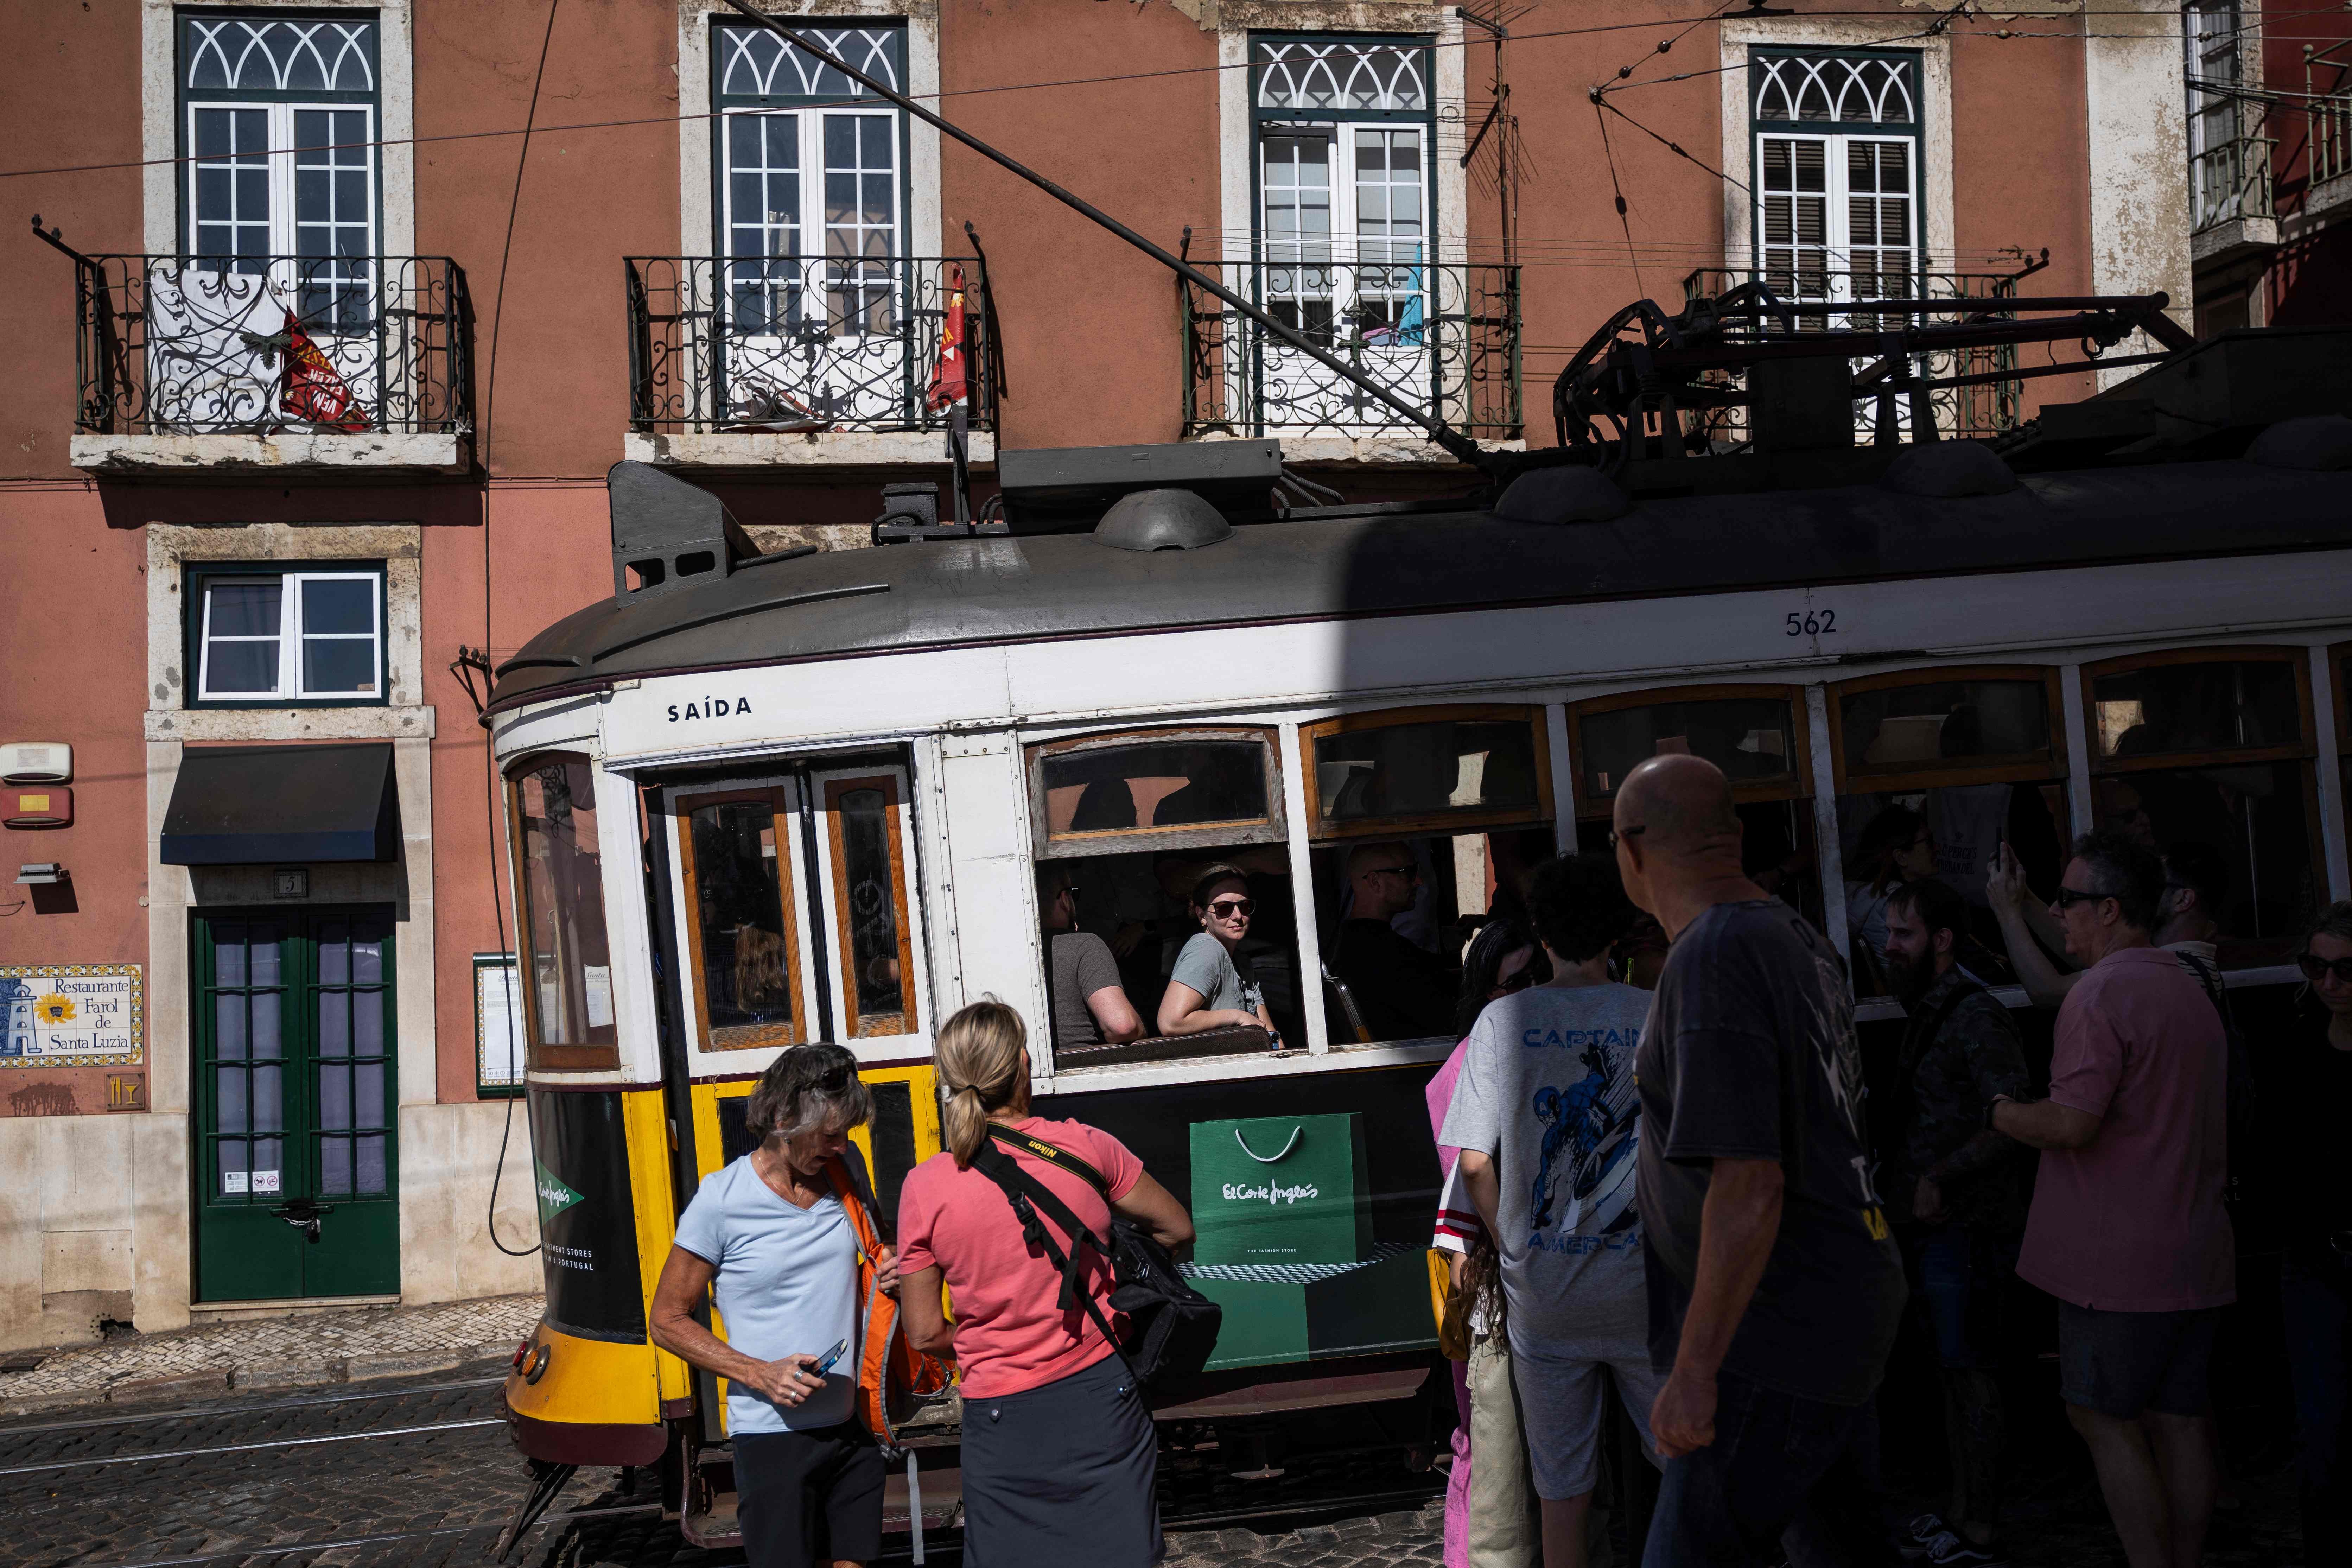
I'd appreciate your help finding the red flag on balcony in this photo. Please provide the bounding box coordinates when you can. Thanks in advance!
[281,311,370,432]
[924,264,969,412]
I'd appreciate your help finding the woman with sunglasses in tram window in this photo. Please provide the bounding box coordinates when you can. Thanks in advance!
[1157,864,1280,1043]
[2268,901,2352,1563]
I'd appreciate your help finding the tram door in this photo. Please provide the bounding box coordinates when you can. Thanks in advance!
[193,910,399,1302]
[662,758,934,1441]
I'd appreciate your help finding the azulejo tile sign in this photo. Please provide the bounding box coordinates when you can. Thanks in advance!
[1,965,144,1068]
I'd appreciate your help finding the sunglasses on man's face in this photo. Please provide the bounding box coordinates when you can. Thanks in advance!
[1207,898,1254,919]
[1367,865,1417,880]
[1609,825,1645,852]
[2299,953,2352,986]
[2051,885,2113,911]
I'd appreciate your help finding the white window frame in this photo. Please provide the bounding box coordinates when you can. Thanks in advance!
[1746,50,1923,315]
[1716,22,1953,305]
[186,100,379,261]
[195,567,385,704]
[717,106,904,325]
[680,4,941,263]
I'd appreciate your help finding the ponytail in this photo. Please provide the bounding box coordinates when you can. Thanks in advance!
[935,997,1029,1168]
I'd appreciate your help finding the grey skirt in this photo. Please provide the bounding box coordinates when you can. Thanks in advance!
[959,1350,1162,1568]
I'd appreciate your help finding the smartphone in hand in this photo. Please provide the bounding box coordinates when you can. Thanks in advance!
[812,1338,851,1377]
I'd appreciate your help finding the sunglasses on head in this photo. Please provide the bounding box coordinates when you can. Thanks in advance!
[2299,953,2352,985]
[1207,897,1254,919]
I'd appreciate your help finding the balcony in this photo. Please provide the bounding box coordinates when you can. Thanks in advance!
[2307,43,2352,224]
[1179,260,1521,462]
[2188,135,2279,270]
[62,254,471,475]
[623,255,997,470]
[1681,268,2029,443]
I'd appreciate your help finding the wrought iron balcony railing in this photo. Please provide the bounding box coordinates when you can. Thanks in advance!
[2191,135,2276,231]
[1180,260,1521,442]
[624,256,997,437]
[62,254,469,438]
[2309,42,2352,188]
[1682,267,2029,442]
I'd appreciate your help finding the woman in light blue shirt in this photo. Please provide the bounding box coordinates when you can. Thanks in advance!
[650,1043,896,1568]
[1157,863,1279,1043]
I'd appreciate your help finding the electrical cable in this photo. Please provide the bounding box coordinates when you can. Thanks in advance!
[1,7,2336,183]
[1594,101,1649,298]
[478,0,562,1261]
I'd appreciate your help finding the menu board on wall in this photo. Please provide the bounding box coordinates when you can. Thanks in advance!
[475,953,523,1094]
[1,965,143,1068]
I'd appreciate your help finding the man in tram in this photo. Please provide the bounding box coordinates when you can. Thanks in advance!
[1328,839,1458,1041]
[1038,864,1145,1051]
[1613,753,1907,1567]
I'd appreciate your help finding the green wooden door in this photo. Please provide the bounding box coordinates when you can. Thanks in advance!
[195,910,399,1301]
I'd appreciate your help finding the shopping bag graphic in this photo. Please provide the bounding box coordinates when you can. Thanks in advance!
[1189,1113,1372,1268]
[1181,1112,1432,1369]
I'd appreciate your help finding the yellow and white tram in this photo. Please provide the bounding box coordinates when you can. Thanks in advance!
[489,325,2352,1548]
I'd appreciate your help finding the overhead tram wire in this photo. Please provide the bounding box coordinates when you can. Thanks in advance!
[711,0,1489,468]
[1593,100,1649,298]
[0,7,2317,183]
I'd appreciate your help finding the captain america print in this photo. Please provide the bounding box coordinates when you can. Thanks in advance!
[1527,1030,1642,1247]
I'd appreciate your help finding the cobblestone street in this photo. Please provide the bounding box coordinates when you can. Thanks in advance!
[0,1352,2309,1568]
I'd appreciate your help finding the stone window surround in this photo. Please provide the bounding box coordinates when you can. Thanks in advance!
[95,0,459,472]
[1716,19,1957,297]
[1212,5,1490,466]
[142,523,437,1139]
[637,0,969,470]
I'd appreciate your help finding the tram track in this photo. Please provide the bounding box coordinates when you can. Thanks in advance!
[0,1416,504,1477]
[0,1374,505,1439]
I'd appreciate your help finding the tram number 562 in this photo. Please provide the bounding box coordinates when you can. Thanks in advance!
[1785,609,1838,637]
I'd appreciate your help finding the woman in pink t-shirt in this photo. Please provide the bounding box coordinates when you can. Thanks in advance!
[896,1000,1193,1568]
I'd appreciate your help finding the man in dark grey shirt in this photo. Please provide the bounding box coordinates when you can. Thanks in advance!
[1039,865,1142,1053]
[1615,754,1906,1568]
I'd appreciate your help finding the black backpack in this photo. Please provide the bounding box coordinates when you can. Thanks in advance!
[969,1123,1222,1394]
[2174,950,2259,1196]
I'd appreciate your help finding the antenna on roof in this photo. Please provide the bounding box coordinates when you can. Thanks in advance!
[713,0,1493,474]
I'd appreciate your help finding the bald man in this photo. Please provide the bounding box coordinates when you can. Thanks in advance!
[1613,754,1906,1568]
[1327,840,1457,1042]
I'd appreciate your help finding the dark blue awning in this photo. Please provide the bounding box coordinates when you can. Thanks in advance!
[161,743,399,865]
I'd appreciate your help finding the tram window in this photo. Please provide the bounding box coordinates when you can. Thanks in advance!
[820,773,921,1038]
[1831,672,2067,996]
[1313,826,1556,1045]
[2092,658,2303,759]
[675,786,807,1052]
[1031,730,1283,859]
[509,755,619,1070]
[1573,693,1801,805]
[1571,804,1826,940]
[1569,688,1824,941]
[1303,708,1548,836]
[2087,651,2322,967]
[1042,843,1306,1066]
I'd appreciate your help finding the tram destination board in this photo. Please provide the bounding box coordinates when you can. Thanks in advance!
[528,1088,647,1341]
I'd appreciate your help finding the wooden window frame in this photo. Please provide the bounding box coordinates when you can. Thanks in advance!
[1026,726,1287,862]
[1567,683,1814,820]
[672,783,811,1054]
[504,751,619,1073]
[1298,703,1554,842]
[2081,646,2317,775]
[1828,666,2068,792]
[2330,641,2352,759]
[819,771,923,1040]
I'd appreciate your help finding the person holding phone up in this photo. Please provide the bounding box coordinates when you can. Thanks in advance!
[651,1044,898,1568]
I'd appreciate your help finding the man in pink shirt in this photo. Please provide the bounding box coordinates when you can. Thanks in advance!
[1991,830,2233,1568]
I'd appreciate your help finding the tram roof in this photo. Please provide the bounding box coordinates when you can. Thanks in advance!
[485,442,2352,717]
